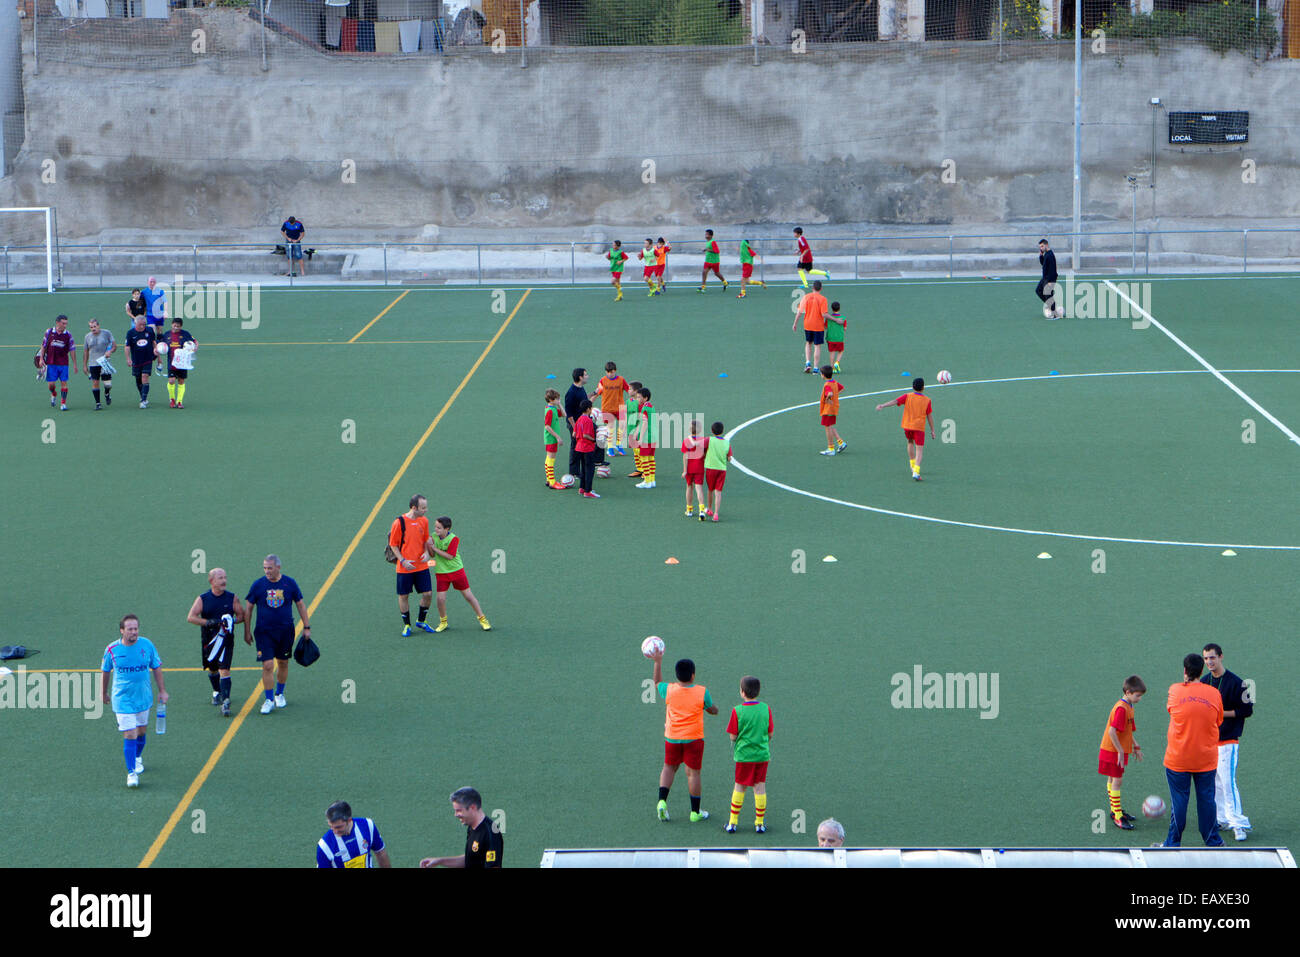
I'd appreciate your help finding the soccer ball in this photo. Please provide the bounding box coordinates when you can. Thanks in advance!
[641,635,665,658]
[595,464,612,478]
[937,370,952,384]
[559,474,576,487]
[155,342,169,356]
[1142,795,1166,819]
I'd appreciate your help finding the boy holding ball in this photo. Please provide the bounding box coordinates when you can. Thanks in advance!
[651,647,718,823]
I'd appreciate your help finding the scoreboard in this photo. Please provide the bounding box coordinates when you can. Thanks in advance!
[1168,111,1249,145]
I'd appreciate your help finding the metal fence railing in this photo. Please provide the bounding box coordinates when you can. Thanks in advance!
[4,228,1300,290]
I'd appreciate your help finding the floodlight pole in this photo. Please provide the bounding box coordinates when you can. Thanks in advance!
[1071,0,1082,273]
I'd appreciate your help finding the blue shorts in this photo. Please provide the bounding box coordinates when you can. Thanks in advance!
[255,629,296,662]
[45,365,69,383]
[287,242,303,260]
[396,569,432,595]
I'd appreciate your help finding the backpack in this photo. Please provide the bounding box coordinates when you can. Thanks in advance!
[383,516,407,564]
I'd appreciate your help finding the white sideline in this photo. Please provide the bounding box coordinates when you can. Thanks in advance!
[1104,279,1300,448]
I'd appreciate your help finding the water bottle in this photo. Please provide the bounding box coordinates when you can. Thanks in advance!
[156,702,166,735]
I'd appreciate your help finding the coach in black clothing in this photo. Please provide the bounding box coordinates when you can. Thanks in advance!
[1036,238,1059,318]
[1200,643,1254,839]
[419,786,503,869]
[565,367,605,475]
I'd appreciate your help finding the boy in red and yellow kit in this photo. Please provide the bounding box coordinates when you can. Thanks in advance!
[725,675,774,835]
[592,361,631,456]
[654,237,671,293]
[1099,676,1146,830]
[818,365,846,456]
[625,381,645,477]
[632,387,658,489]
[542,388,567,490]
[651,647,718,823]
[876,377,935,481]
[637,238,658,296]
[681,418,707,517]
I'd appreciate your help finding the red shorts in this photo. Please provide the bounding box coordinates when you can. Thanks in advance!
[821,414,836,426]
[904,429,926,446]
[741,263,754,279]
[705,468,727,491]
[653,265,665,277]
[704,263,722,276]
[637,446,655,457]
[643,266,655,278]
[664,739,704,770]
[685,470,705,485]
[827,341,844,353]
[435,569,470,593]
[734,760,769,786]
[611,272,623,283]
[544,443,558,454]
[1098,752,1126,778]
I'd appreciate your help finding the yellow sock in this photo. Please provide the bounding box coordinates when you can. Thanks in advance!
[1108,784,1122,818]
[729,788,744,826]
[632,450,642,473]
[910,457,917,471]
[177,383,186,404]
[167,381,176,401]
[798,269,808,287]
[545,455,555,486]
[811,268,828,278]
[755,793,767,826]
[646,456,655,481]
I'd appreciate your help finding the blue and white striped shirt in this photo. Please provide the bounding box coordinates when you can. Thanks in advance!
[316,818,385,868]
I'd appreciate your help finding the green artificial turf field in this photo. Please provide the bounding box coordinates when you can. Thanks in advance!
[2,274,1296,867]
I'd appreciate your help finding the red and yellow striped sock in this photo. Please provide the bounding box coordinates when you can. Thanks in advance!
[545,455,555,486]
[646,455,656,482]
[755,792,767,826]
[729,788,744,826]
[632,449,643,474]
[1108,784,1122,819]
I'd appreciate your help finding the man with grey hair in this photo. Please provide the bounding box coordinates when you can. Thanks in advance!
[186,567,247,717]
[419,787,503,868]
[317,800,391,868]
[817,818,845,847]
[84,318,116,410]
[244,555,311,716]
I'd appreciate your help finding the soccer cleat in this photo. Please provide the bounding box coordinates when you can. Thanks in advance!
[60,403,68,411]
[584,490,601,498]
[415,621,436,633]
[550,483,568,491]
[221,698,231,717]
[275,693,287,709]
[176,403,183,410]
[1111,813,1134,831]
[836,440,847,452]
[700,510,709,522]
[627,471,643,478]
[478,616,492,631]
[721,279,728,290]
[140,400,148,409]
[212,691,221,706]
[260,698,274,715]
[169,399,176,408]
[685,507,693,516]
[820,449,836,456]
[657,800,670,822]
[135,757,144,774]
[724,824,738,834]
[737,292,745,298]
[697,285,705,293]
[803,364,813,373]
[690,810,710,822]
[127,772,140,788]
[1233,827,1247,841]
[105,392,111,406]
[913,473,923,482]
[711,514,719,523]
[755,824,767,834]
[435,620,449,633]
[50,396,56,407]
[401,625,413,637]
[635,481,656,489]
[833,363,841,373]
[1120,811,1136,824]
[95,402,102,411]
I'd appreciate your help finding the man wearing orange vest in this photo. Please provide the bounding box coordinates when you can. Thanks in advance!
[650,646,718,823]
[1155,653,1226,848]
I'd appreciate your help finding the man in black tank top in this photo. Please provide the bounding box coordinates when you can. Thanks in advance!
[186,568,248,716]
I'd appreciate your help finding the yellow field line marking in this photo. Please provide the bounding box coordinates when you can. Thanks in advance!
[138,288,530,869]
[348,290,409,343]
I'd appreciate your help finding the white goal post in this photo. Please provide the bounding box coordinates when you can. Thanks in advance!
[0,206,56,293]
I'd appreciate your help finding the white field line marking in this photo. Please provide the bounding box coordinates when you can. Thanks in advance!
[1105,279,1300,448]
[727,370,1300,551]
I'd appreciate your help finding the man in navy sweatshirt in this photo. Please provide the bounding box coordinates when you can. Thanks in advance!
[1200,643,1253,841]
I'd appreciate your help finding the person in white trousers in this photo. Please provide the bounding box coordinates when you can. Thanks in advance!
[1200,644,1253,841]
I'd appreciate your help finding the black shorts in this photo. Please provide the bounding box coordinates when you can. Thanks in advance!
[202,630,235,671]
[132,363,151,377]
[255,629,295,662]
[169,369,188,381]
[804,330,825,345]
[396,569,433,595]
[799,259,814,271]
[89,367,112,381]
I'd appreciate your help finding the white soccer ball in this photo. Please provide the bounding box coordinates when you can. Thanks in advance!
[641,635,665,658]
[559,473,576,487]
[595,464,612,478]
[1142,795,1166,819]
[1043,303,1055,319]
[155,342,169,356]
[937,370,952,384]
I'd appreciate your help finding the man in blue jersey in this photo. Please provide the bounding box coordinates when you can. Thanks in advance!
[101,614,168,788]
[244,554,312,716]
[281,216,307,277]
[124,313,157,409]
[140,277,168,373]
[316,801,392,868]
